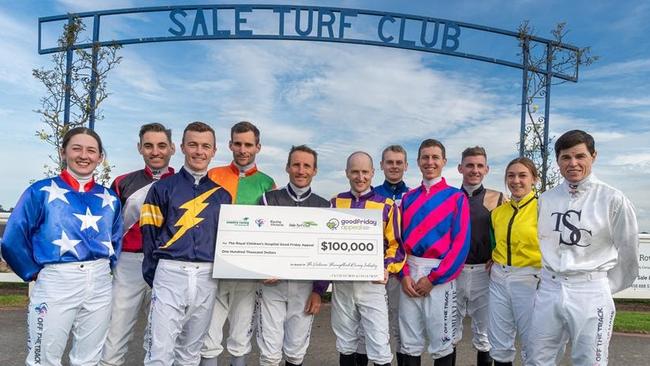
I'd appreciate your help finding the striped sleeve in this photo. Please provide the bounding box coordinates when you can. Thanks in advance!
[427,192,470,284]
[398,191,414,279]
[141,182,165,287]
[109,196,123,269]
[384,201,405,274]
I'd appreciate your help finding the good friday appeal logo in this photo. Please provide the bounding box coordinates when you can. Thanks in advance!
[333,217,378,231]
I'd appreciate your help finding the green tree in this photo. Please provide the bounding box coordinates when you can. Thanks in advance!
[33,16,122,185]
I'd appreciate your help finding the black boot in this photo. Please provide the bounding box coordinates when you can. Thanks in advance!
[402,354,421,366]
[340,353,356,366]
[493,361,512,366]
[450,348,456,366]
[396,352,405,366]
[373,363,391,366]
[477,351,493,366]
[355,353,369,366]
[285,362,302,366]
[434,352,454,366]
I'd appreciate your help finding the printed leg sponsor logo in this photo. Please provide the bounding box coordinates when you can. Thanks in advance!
[450,286,458,342]
[256,288,264,337]
[33,302,48,364]
[145,294,157,361]
[595,307,604,364]
[441,290,451,344]
[248,289,262,338]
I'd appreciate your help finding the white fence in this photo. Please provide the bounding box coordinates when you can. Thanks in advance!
[1,212,650,296]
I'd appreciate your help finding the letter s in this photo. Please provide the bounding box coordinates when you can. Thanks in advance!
[169,9,187,36]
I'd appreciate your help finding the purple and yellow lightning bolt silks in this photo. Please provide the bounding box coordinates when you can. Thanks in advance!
[140,168,232,286]
[401,178,470,285]
[331,190,405,274]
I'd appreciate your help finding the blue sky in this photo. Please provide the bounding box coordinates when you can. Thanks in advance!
[1,0,649,230]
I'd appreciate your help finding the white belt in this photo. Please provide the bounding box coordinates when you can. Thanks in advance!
[45,258,109,270]
[492,264,539,276]
[542,268,608,282]
[407,255,441,267]
[159,259,213,270]
[462,263,487,271]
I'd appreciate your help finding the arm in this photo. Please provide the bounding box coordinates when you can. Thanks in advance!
[426,193,470,285]
[140,184,165,287]
[110,176,122,199]
[258,192,268,206]
[485,215,497,273]
[109,193,123,269]
[384,202,405,275]
[1,186,43,281]
[305,281,328,314]
[607,195,639,293]
[304,291,322,315]
[398,198,410,280]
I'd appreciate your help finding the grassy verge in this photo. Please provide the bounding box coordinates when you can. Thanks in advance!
[1,284,649,334]
[614,311,650,334]
[0,294,28,308]
[0,282,28,308]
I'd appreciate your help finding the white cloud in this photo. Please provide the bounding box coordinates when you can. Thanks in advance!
[614,153,650,168]
[0,9,43,91]
[584,58,650,80]
[55,0,137,13]
[556,95,650,110]
[112,49,165,97]
[2,1,650,232]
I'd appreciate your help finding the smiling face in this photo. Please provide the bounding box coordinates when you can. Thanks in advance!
[346,153,374,194]
[286,150,317,188]
[138,131,175,170]
[458,154,489,186]
[506,162,536,200]
[418,146,446,180]
[380,150,407,184]
[229,131,260,167]
[557,143,596,184]
[181,130,216,172]
[60,133,103,177]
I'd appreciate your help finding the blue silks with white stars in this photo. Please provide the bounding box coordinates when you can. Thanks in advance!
[1,171,122,281]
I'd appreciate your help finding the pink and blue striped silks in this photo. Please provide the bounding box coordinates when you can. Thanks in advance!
[400,178,470,285]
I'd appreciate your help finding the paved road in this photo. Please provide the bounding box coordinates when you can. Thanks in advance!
[1,304,648,365]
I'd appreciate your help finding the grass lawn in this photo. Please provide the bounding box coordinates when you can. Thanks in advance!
[1,284,649,334]
[0,282,28,308]
[0,294,28,308]
[614,311,650,334]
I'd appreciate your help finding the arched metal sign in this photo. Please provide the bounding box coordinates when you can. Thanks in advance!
[38,4,582,167]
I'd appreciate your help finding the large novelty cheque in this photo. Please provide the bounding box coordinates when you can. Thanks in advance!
[213,204,384,281]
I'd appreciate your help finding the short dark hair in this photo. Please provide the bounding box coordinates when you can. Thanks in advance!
[461,146,487,161]
[231,121,260,144]
[62,127,104,155]
[418,139,446,160]
[287,145,318,169]
[554,130,595,160]
[182,121,215,144]
[139,123,172,143]
[381,145,407,162]
[505,157,539,181]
